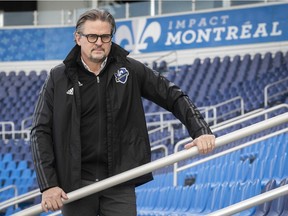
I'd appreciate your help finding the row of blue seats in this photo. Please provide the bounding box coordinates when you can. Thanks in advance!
[139,132,288,189]
[172,51,288,83]
[137,178,288,216]
[183,133,288,184]
[1,51,287,134]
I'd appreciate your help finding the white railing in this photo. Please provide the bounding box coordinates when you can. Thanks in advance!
[148,124,174,146]
[0,185,18,209]
[0,121,15,139]
[209,108,264,130]
[11,112,288,216]
[145,111,177,127]
[0,128,30,141]
[145,96,245,129]
[0,96,244,141]
[0,189,40,212]
[151,144,168,157]
[205,96,245,125]
[21,116,33,132]
[211,103,287,133]
[264,77,288,107]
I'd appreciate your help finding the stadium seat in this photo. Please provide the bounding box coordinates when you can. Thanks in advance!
[266,178,288,216]
[279,187,288,216]
[234,180,261,216]
[253,179,277,216]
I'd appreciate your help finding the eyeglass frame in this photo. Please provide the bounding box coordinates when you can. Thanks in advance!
[77,32,113,43]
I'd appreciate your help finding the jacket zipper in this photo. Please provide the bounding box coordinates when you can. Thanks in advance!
[97,76,100,83]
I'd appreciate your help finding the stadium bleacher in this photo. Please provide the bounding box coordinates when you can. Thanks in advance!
[0,49,287,215]
[0,1,288,215]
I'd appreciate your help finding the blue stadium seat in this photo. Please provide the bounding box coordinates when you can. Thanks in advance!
[236,180,261,216]
[2,153,13,163]
[0,86,8,100]
[16,160,28,170]
[174,186,191,214]
[259,52,272,75]
[253,179,277,216]
[279,187,288,216]
[202,183,221,214]
[266,178,288,216]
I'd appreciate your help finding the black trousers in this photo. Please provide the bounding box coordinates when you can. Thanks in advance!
[61,180,137,216]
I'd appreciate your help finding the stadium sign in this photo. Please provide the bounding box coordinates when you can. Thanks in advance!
[0,3,287,62]
[114,3,288,54]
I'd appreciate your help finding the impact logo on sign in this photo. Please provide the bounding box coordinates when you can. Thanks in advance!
[114,19,161,54]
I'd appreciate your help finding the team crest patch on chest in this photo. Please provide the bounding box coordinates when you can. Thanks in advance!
[114,67,129,84]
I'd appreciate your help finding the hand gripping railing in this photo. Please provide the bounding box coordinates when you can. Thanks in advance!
[12,112,288,216]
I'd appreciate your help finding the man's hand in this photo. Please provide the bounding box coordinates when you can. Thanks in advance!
[41,186,69,212]
[184,134,216,154]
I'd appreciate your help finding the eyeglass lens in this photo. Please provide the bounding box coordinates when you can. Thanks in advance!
[87,34,111,43]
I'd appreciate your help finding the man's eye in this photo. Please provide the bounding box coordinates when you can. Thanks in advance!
[89,35,97,39]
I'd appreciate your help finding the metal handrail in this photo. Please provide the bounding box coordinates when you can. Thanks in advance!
[148,123,174,146]
[0,189,40,211]
[0,96,244,141]
[0,121,15,139]
[0,185,18,209]
[212,103,288,133]
[145,96,245,128]
[208,96,245,125]
[12,112,288,216]
[264,77,288,107]
[0,130,30,141]
[151,144,168,157]
[210,108,264,129]
[21,116,33,131]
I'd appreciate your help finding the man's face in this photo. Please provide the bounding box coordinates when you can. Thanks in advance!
[75,20,112,64]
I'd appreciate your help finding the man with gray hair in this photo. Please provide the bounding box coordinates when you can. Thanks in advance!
[31,8,215,216]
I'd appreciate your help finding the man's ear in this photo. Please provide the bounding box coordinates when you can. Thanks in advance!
[74,32,81,46]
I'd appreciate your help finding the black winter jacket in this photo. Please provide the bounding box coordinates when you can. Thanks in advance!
[31,43,212,193]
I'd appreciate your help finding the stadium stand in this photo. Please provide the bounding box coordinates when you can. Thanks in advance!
[0,1,288,215]
[0,49,287,215]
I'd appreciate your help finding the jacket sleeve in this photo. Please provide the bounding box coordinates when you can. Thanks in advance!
[30,71,59,192]
[132,59,213,139]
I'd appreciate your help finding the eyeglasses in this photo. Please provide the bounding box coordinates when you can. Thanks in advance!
[78,32,112,43]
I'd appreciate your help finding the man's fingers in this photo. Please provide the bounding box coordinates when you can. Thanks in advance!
[184,134,216,154]
[197,141,206,154]
[184,141,197,149]
[52,199,62,211]
[41,201,49,212]
[62,191,69,200]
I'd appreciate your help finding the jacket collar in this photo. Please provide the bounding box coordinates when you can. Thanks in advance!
[63,43,129,81]
[63,43,129,68]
